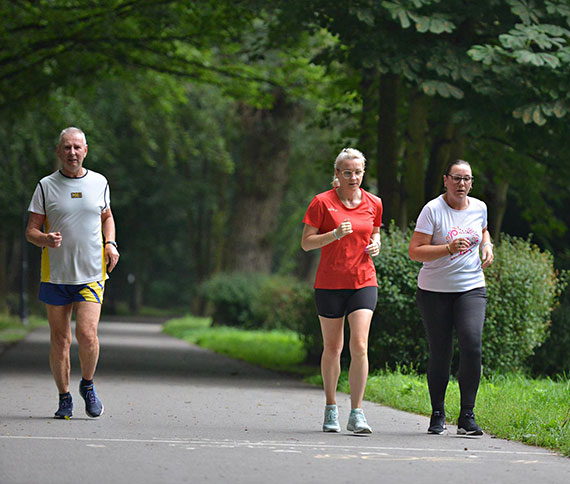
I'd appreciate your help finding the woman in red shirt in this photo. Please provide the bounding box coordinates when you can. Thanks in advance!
[301,148,382,433]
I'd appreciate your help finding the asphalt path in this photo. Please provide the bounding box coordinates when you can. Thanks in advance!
[1,319,568,484]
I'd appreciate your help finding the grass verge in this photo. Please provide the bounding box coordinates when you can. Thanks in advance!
[0,314,48,343]
[163,315,313,375]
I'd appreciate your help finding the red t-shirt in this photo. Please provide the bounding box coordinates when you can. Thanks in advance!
[303,188,383,289]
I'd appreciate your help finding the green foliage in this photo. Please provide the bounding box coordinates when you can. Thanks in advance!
[529,289,570,376]
[0,0,264,107]
[420,80,464,99]
[484,235,567,372]
[252,276,314,330]
[252,276,321,363]
[467,0,570,126]
[199,272,271,327]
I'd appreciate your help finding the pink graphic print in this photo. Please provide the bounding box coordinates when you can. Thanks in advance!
[446,226,479,260]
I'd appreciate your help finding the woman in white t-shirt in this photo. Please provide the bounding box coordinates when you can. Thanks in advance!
[408,159,494,436]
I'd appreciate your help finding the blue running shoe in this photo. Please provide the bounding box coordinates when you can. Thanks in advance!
[54,393,73,419]
[79,380,104,418]
[322,404,341,432]
[347,408,372,434]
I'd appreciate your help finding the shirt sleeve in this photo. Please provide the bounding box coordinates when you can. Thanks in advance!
[414,204,434,235]
[303,196,324,230]
[374,197,383,227]
[102,182,111,212]
[28,183,45,215]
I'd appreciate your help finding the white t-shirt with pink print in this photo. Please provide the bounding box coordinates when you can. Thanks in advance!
[414,194,487,292]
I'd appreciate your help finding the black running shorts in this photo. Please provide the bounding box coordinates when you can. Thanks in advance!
[314,286,378,319]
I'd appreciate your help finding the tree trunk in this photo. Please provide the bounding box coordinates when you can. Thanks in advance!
[449,131,465,162]
[401,91,428,227]
[484,179,509,240]
[377,74,400,225]
[225,88,299,273]
[425,122,456,202]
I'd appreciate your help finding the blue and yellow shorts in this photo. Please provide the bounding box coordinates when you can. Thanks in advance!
[39,281,105,305]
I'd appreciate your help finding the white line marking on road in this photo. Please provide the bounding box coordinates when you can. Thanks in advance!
[0,434,558,458]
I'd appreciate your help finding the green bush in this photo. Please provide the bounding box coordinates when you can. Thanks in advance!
[255,277,322,363]
[251,276,309,329]
[529,290,570,376]
[483,235,567,371]
[483,235,566,372]
[198,272,270,327]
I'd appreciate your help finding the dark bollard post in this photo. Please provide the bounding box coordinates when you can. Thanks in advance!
[20,203,29,326]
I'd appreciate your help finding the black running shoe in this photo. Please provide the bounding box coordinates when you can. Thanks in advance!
[427,410,446,434]
[457,411,483,436]
[54,393,73,419]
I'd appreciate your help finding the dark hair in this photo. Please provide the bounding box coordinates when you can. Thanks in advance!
[445,159,471,175]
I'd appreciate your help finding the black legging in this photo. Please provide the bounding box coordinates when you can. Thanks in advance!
[416,287,487,413]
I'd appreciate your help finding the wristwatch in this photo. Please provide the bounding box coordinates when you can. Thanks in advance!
[105,240,118,249]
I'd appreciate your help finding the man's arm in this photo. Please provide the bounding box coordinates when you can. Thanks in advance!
[101,208,119,272]
[25,212,62,248]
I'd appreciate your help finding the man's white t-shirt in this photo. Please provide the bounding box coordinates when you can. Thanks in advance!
[414,194,487,292]
[28,169,110,285]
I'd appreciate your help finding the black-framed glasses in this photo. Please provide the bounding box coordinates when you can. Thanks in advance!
[447,174,474,183]
[341,169,365,179]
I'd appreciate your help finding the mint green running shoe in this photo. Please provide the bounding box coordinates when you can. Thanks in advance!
[322,404,341,432]
[347,408,372,433]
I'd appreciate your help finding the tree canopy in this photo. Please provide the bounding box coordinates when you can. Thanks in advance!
[2,0,570,314]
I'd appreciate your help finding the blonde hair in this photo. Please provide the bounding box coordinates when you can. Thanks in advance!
[332,148,366,187]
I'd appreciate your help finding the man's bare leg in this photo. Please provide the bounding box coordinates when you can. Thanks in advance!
[74,301,102,380]
[46,304,73,393]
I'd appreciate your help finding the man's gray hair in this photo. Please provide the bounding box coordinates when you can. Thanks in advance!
[58,127,87,146]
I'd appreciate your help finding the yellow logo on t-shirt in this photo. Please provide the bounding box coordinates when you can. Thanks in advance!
[71,192,82,198]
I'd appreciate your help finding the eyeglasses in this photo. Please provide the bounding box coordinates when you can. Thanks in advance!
[340,170,365,179]
[447,174,474,183]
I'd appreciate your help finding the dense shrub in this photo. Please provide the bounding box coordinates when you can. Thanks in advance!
[529,291,570,376]
[370,223,427,371]
[252,276,322,363]
[198,272,270,328]
[483,235,566,372]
